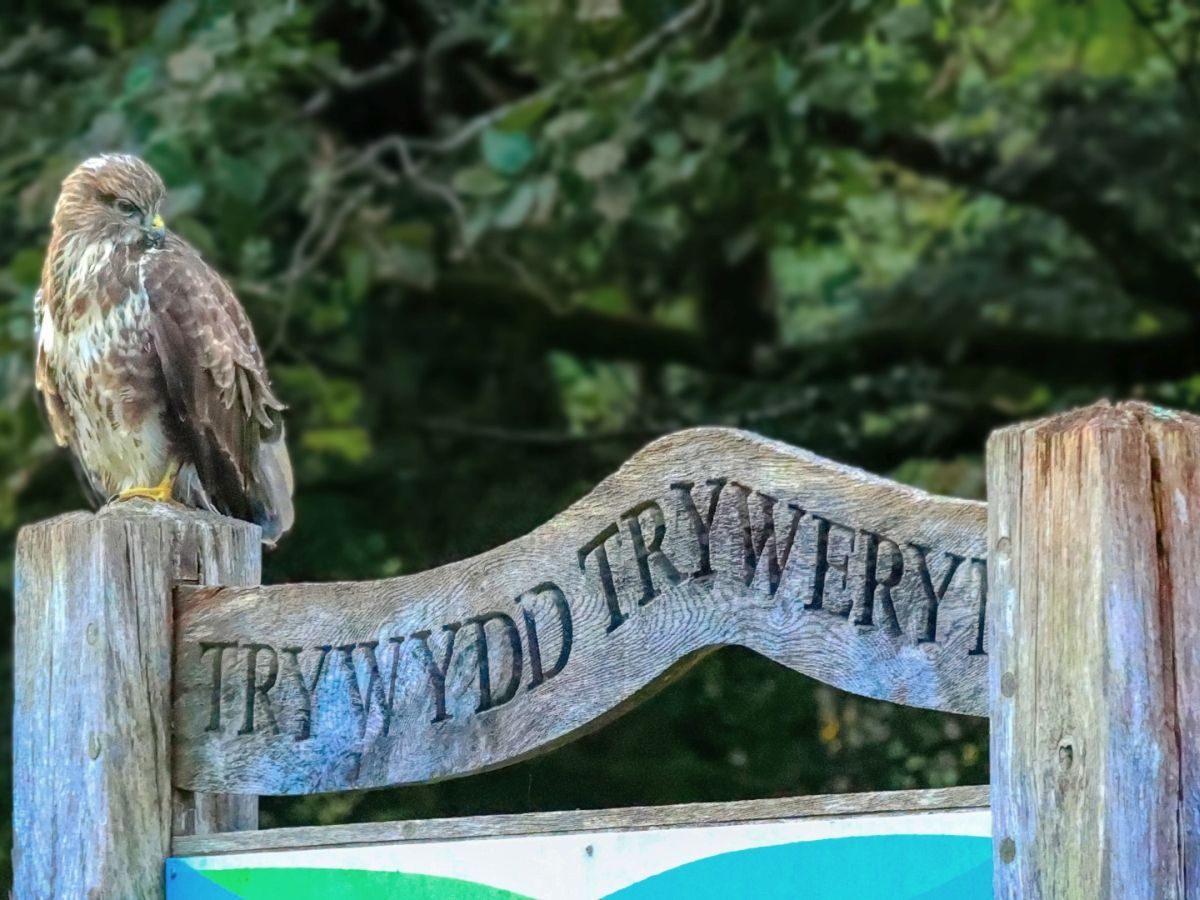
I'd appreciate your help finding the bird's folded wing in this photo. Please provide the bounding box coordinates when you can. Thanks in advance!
[142,237,285,522]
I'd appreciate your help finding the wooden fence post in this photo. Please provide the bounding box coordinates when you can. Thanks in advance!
[987,402,1198,898]
[13,503,260,899]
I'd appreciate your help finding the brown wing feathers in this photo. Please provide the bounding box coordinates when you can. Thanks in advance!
[144,237,293,543]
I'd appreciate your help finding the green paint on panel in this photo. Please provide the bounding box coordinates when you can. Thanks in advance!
[203,868,533,900]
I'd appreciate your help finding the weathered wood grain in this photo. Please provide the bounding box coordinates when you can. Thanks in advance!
[169,509,262,839]
[13,502,259,900]
[1140,406,1200,897]
[174,426,988,795]
[173,791,259,838]
[173,784,989,856]
[987,402,1191,898]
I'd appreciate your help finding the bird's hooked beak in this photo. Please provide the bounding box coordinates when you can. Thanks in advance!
[143,213,166,249]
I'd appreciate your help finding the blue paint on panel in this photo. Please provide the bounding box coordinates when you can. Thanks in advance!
[604,834,991,900]
[911,860,992,900]
[166,859,245,900]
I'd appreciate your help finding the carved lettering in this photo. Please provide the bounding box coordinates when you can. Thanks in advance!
[728,483,804,595]
[466,612,523,713]
[807,514,856,616]
[578,522,626,633]
[337,639,405,738]
[239,643,280,736]
[911,546,965,644]
[191,472,990,756]
[282,644,332,742]
[670,478,727,578]
[518,581,573,689]
[411,624,462,723]
[968,558,988,655]
[622,500,682,604]
[200,640,238,733]
[856,531,904,634]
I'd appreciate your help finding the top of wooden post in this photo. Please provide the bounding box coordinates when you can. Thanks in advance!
[986,399,1200,897]
[19,499,260,540]
[987,398,1200,440]
[13,499,261,899]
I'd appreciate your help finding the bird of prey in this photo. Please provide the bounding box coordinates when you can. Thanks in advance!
[34,154,294,545]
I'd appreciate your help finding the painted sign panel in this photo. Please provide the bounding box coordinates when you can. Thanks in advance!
[169,806,990,900]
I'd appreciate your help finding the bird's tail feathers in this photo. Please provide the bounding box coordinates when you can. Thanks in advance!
[250,426,294,548]
[175,462,215,512]
[174,428,294,547]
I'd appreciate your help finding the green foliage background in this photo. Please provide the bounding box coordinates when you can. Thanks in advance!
[3,0,1199,882]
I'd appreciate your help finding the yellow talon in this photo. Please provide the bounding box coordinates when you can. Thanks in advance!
[116,467,177,503]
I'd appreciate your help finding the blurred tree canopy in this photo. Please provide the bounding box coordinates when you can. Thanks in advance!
[3,0,1200,881]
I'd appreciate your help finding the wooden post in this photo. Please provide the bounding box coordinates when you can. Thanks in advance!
[13,503,260,899]
[987,402,1198,898]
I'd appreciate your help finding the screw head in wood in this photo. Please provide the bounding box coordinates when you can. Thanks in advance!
[1000,837,1016,864]
[1000,671,1017,697]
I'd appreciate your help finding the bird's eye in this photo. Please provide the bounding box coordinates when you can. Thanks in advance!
[114,198,140,217]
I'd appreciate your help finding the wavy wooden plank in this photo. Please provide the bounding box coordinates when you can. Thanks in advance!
[173,427,988,795]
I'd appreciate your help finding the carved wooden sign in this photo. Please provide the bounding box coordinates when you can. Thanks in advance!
[173,427,987,795]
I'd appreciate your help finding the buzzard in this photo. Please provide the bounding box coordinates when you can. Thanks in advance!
[34,154,294,545]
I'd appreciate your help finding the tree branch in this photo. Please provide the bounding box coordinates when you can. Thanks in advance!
[768,324,1200,387]
[302,49,418,117]
[416,276,711,369]
[409,389,1022,477]
[1120,0,1200,114]
[406,0,711,155]
[806,106,1200,325]
[418,277,1200,388]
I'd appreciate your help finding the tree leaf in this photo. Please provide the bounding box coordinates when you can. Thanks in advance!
[774,52,799,94]
[167,45,214,83]
[154,0,197,41]
[123,61,157,95]
[499,96,554,133]
[879,5,932,42]
[683,56,727,94]
[574,142,626,180]
[544,110,592,141]
[452,165,508,196]
[215,155,268,204]
[495,183,538,229]
[302,427,371,464]
[594,176,636,222]
[482,129,534,175]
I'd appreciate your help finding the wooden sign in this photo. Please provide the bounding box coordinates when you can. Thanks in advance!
[167,787,991,899]
[173,427,987,795]
[17,401,1199,899]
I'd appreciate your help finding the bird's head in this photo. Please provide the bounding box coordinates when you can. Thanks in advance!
[52,154,168,251]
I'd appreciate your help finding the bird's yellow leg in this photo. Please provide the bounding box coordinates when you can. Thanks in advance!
[115,464,179,503]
